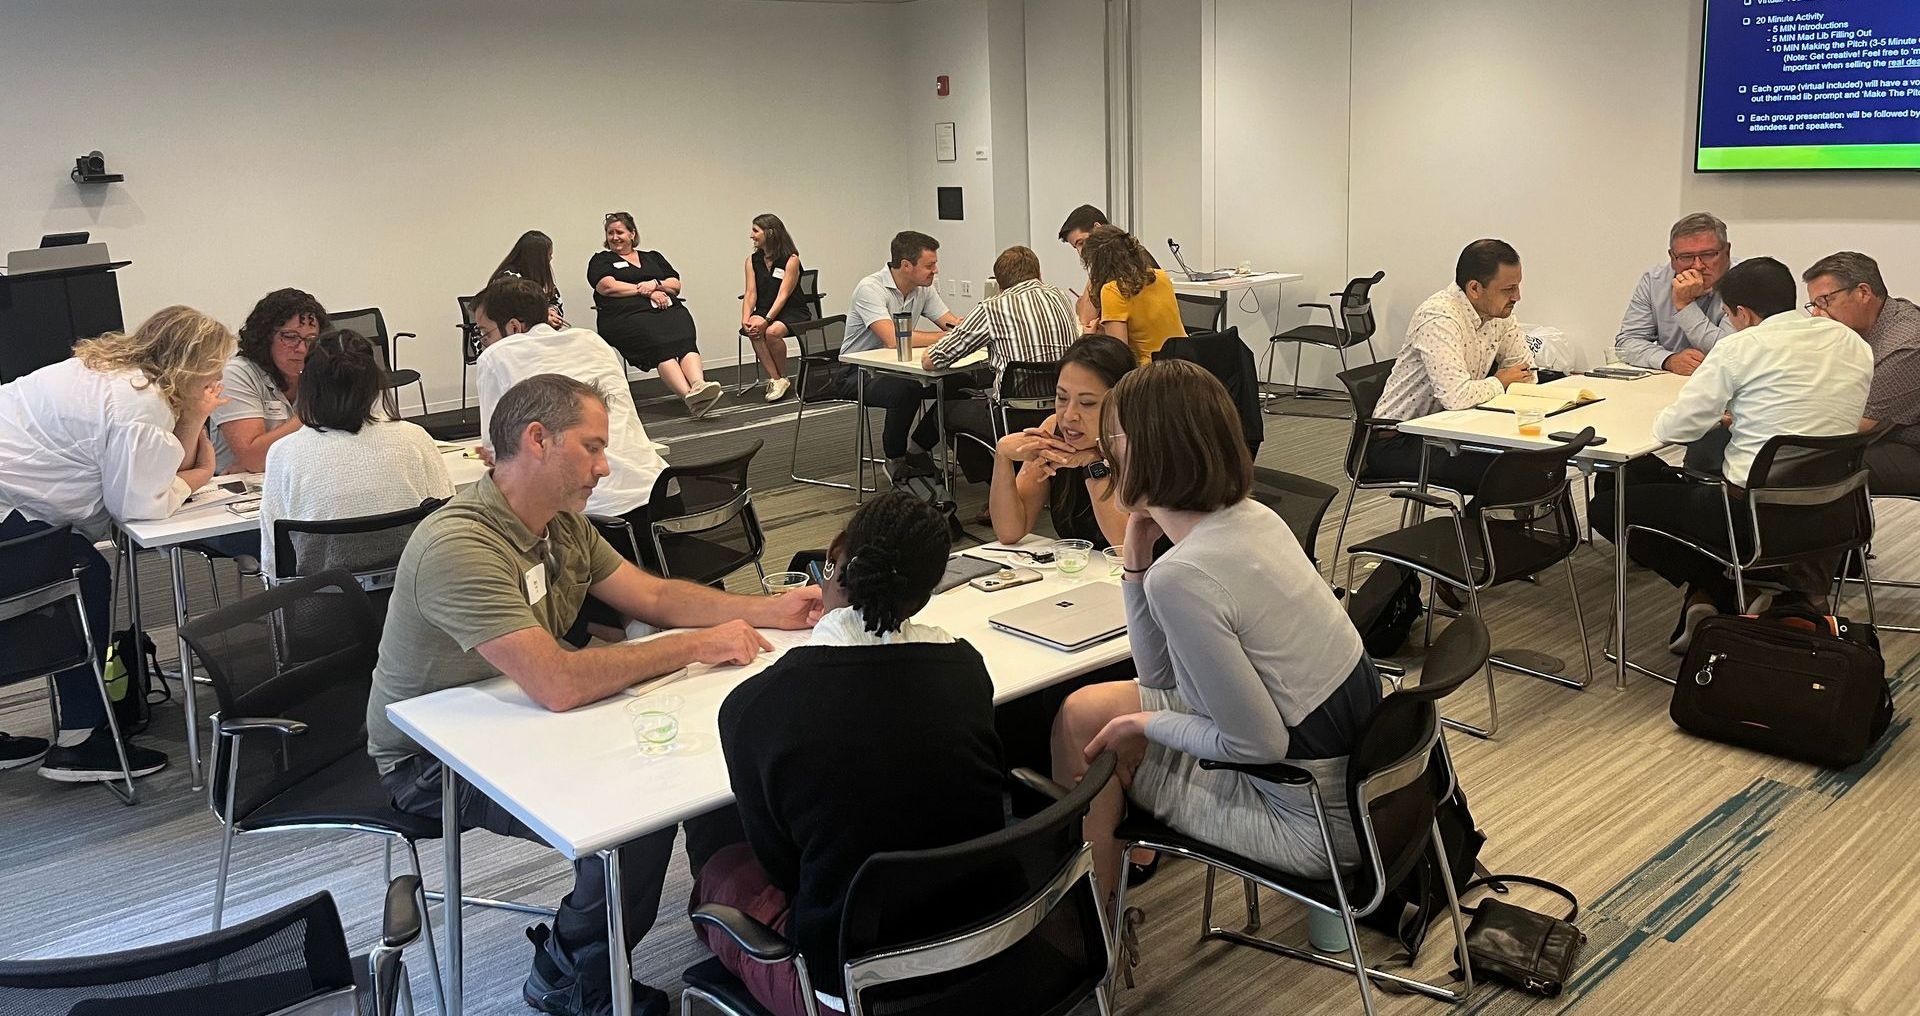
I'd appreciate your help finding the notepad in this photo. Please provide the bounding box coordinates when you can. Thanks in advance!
[1476,385,1601,415]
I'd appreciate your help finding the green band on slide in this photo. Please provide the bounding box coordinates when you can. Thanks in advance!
[1697,144,1920,171]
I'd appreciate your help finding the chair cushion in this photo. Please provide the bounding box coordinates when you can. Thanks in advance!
[1115,811,1345,911]
[237,751,440,840]
[681,958,778,1016]
[1271,324,1346,348]
[1347,517,1567,589]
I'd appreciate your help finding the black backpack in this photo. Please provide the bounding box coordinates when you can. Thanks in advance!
[1345,561,1425,658]
[104,627,166,736]
[1359,781,1486,962]
[892,471,964,540]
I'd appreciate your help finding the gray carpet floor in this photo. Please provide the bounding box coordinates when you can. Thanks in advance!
[4,394,1918,1016]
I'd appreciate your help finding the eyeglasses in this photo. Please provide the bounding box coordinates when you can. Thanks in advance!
[1669,246,1727,266]
[272,329,316,349]
[604,212,630,225]
[1805,287,1857,314]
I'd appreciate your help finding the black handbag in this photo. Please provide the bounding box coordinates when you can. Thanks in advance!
[1673,608,1891,768]
[1455,875,1585,997]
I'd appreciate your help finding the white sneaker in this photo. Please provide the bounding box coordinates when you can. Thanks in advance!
[687,381,724,418]
[764,377,791,402]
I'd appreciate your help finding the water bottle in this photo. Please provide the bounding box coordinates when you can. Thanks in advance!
[892,310,913,361]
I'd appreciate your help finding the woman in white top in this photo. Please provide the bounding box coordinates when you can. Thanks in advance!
[259,329,453,582]
[0,305,233,781]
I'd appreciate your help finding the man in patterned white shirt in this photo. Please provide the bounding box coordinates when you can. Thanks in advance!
[923,245,1078,482]
[1804,251,1920,496]
[1369,239,1536,495]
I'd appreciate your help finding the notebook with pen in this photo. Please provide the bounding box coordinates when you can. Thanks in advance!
[1473,384,1603,416]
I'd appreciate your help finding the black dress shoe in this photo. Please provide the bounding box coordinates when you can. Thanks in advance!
[522,923,669,1016]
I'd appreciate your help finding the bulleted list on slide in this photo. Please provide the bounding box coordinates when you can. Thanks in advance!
[1699,0,1920,168]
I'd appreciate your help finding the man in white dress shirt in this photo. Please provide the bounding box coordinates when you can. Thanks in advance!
[1614,212,1739,375]
[1590,257,1872,651]
[1370,239,1536,495]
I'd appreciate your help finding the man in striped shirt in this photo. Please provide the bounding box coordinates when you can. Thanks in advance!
[924,245,1079,482]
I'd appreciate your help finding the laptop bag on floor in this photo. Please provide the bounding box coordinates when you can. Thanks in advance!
[1672,610,1892,768]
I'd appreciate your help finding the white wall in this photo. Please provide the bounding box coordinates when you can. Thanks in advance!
[899,0,998,314]
[1133,0,1202,270]
[0,0,909,410]
[1022,0,1109,292]
[1349,0,1920,357]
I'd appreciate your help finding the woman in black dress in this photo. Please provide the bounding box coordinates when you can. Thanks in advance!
[740,213,814,403]
[589,212,721,417]
[489,230,566,329]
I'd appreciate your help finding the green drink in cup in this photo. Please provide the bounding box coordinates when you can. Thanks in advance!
[628,693,683,756]
[1053,539,1094,576]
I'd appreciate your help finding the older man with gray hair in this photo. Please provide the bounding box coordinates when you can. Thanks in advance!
[1614,212,1738,375]
[367,372,824,1016]
[1806,251,1920,494]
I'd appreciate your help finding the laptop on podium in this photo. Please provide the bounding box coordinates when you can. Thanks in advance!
[989,582,1127,652]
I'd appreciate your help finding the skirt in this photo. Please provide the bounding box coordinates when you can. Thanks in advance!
[599,303,698,370]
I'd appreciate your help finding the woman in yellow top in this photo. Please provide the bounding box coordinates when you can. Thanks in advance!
[1083,225,1185,365]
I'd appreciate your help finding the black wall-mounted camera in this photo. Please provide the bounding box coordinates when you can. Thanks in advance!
[71,151,124,185]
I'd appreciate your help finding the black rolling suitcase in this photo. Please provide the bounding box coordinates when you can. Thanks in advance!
[1672,610,1892,767]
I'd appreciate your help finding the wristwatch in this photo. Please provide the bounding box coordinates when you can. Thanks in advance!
[1085,459,1111,479]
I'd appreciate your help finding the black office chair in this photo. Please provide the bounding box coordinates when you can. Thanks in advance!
[1852,489,1920,633]
[788,316,881,493]
[683,752,1118,1016]
[1268,271,1386,405]
[1111,618,1488,1015]
[1326,360,1466,589]
[734,269,824,392]
[1252,466,1339,569]
[1346,429,1599,739]
[645,439,768,586]
[328,307,426,418]
[1174,290,1227,335]
[948,359,1064,483]
[1615,429,1884,685]
[270,497,450,621]
[0,524,138,804]
[1154,327,1264,457]
[0,882,424,1016]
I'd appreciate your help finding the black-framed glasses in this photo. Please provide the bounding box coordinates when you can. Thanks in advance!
[1805,287,1858,314]
[604,212,630,224]
[1669,246,1727,265]
[272,329,315,348]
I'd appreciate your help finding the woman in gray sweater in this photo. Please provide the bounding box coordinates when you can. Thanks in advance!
[1052,360,1382,904]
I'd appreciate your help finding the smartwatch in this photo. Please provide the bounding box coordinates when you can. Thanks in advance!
[1085,459,1111,480]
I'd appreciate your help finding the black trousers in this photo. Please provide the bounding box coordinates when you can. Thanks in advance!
[840,367,989,460]
[384,755,743,993]
[1868,441,1920,498]
[1365,433,1496,496]
[1590,455,1840,610]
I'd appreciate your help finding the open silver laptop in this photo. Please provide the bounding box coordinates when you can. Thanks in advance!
[988,582,1127,652]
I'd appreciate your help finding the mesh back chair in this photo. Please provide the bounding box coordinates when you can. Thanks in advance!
[1268,271,1386,403]
[1174,291,1226,335]
[683,753,1118,1016]
[949,359,1065,480]
[1616,428,1884,686]
[1251,467,1339,569]
[788,316,881,493]
[1111,618,1488,1015]
[1153,327,1264,457]
[0,883,424,1016]
[327,308,424,419]
[734,269,825,393]
[1346,429,1600,739]
[1855,488,1920,634]
[271,497,449,621]
[1327,360,1467,588]
[0,524,137,803]
[645,438,768,586]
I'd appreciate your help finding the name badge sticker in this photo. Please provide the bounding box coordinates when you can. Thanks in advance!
[771,267,786,279]
[613,261,629,269]
[524,562,548,605]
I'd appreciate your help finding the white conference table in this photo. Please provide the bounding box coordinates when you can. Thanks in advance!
[117,447,487,786]
[838,346,988,499]
[1394,369,1690,689]
[1169,272,1304,389]
[387,550,1131,1016]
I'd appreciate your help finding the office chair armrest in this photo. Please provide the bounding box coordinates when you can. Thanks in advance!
[218,717,308,737]
[1681,468,1727,486]
[1359,416,1403,431]
[690,903,797,964]
[1009,767,1073,802]
[584,512,630,528]
[383,875,424,948]
[1297,302,1334,312]
[1390,490,1460,512]
[1198,758,1315,785]
[392,331,417,341]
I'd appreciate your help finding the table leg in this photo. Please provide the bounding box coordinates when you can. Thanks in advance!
[168,547,204,788]
[603,848,632,1016]
[1612,463,1629,691]
[854,368,869,505]
[934,376,954,493]
[443,765,464,1016]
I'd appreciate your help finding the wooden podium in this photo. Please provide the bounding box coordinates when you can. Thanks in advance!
[0,258,130,383]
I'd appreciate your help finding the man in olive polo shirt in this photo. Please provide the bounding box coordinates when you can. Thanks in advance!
[368,373,823,1016]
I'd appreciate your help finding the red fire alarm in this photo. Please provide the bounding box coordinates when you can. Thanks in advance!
[936,75,950,97]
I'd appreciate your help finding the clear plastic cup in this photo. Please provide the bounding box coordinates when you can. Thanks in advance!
[627,694,683,756]
[761,571,808,596]
[1053,539,1094,576]
[1103,546,1126,577]
[1515,407,1545,436]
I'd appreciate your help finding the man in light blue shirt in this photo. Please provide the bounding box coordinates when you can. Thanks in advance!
[839,231,964,476]
[1613,212,1737,374]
